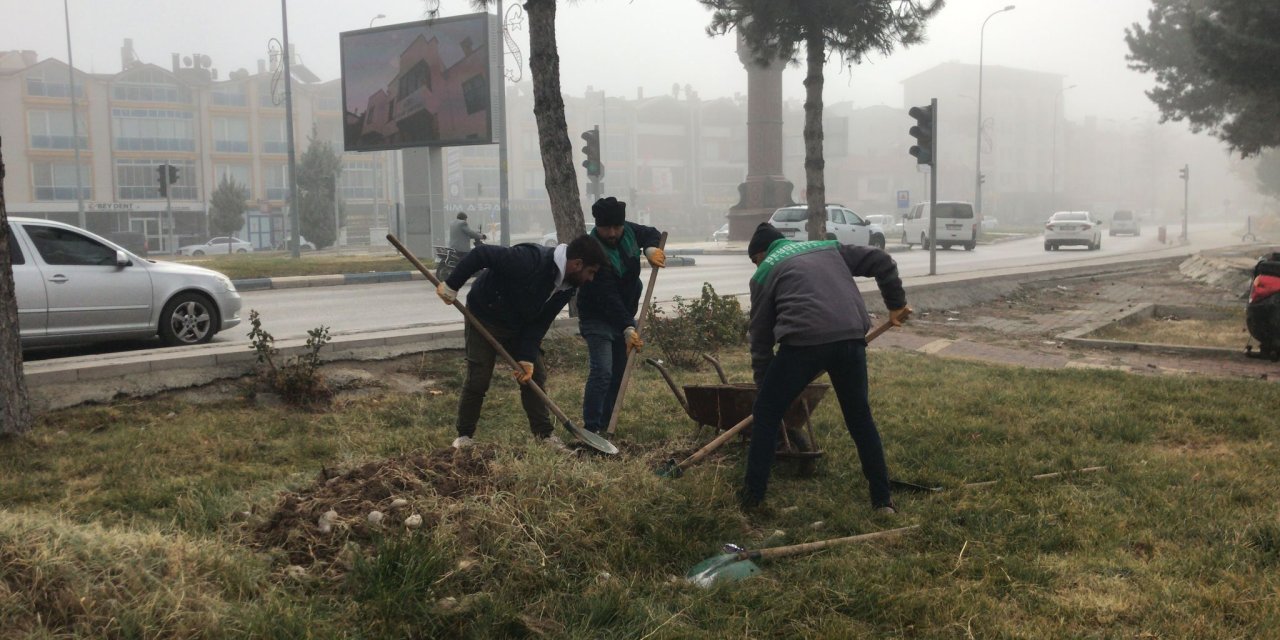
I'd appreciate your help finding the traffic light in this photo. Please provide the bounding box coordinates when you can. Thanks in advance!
[157,164,169,197]
[908,104,935,167]
[979,173,986,186]
[167,164,180,185]
[1178,165,1189,181]
[581,126,602,178]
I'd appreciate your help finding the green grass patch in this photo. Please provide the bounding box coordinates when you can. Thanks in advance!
[2,343,1279,637]
[162,252,416,280]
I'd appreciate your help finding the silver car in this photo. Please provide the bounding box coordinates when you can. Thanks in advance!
[175,236,253,256]
[7,217,242,348]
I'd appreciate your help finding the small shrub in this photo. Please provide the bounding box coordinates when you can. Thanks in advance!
[247,310,332,405]
[644,282,747,368]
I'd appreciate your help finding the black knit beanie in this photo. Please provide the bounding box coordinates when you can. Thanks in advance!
[748,222,785,257]
[591,197,626,226]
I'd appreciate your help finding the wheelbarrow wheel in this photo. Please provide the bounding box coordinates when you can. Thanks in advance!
[786,427,819,477]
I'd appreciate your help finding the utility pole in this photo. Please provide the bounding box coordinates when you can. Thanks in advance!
[281,0,301,258]
[1179,163,1189,243]
[63,0,85,229]
[496,0,511,246]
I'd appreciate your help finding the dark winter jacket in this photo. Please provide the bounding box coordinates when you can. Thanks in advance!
[445,243,575,362]
[576,222,662,331]
[748,239,906,384]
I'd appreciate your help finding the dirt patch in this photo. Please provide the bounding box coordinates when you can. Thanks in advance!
[248,446,497,570]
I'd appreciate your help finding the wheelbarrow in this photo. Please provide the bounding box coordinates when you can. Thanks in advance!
[646,354,827,477]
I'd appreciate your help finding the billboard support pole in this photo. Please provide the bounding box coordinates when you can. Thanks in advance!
[496,0,511,247]
[281,0,301,258]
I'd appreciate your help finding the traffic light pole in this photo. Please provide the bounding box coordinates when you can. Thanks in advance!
[164,164,175,254]
[1181,163,1189,243]
[928,98,938,277]
[281,0,301,259]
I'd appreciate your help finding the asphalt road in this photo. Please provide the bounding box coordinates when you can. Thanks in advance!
[22,222,1247,360]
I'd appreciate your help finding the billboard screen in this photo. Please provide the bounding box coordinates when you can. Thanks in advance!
[340,13,499,151]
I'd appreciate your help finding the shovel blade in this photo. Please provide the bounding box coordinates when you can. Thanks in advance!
[562,420,619,455]
[686,554,761,587]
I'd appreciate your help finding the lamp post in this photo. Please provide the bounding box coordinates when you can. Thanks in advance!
[975,4,1014,218]
[369,13,386,28]
[63,0,85,229]
[281,0,301,258]
[1050,83,1076,213]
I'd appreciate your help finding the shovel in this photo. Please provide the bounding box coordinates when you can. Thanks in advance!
[654,313,908,477]
[606,231,668,436]
[387,234,618,455]
[687,525,919,587]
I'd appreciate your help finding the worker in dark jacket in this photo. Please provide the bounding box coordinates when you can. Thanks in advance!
[576,197,665,433]
[743,223,911,513]
[437,235,608,449]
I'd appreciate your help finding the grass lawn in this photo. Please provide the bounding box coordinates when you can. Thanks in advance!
[1093,307,1250,349]
[2,340,1279,638]
[163,252,417,280]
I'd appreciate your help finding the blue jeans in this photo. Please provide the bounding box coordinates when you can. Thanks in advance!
[744,339,892,508]
[580,319,628,433]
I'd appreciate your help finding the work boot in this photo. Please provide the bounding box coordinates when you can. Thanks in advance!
[541,434,568,451]
[874,503,898,515]
[452,435,474,450]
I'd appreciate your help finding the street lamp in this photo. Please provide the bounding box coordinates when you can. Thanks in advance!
[1050,83,1076,213]
[975,4,1015,219]
[369,13,386,28]
[63,0,86,229]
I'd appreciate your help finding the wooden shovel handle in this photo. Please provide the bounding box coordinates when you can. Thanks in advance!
[749,525,919,561]
[386,234,578,429]
[605,231,668,435]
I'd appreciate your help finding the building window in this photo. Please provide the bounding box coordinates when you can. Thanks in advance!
[111,108,195,152]
[212,116,250,153]
[32,161,92,201]
[264,164,290,200]
[261,118,288,154]
[27,110,88,150]
[462,74,489,115]
[111,68,190,103]
[211,84,248,107]
[115,159,197,200]
[25,69,84,98]
[398,61,431,97]
[258,80,281,108]
[317,95,342,112]
[340,159,374,199]
[214,164,253,194]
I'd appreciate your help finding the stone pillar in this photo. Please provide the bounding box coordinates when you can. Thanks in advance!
[728,34,795,241]
[401,146,445,258]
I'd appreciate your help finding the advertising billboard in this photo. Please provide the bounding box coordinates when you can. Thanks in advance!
[340,13,499,151]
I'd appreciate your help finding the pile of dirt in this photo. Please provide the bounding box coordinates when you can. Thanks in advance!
[249,446,497,569]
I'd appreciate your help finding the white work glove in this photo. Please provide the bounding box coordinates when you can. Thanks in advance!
[644,246,666,268]
[436,282,458,305]
[623,326,644,354]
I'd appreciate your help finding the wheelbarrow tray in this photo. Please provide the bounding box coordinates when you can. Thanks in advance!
[683,383,829,432]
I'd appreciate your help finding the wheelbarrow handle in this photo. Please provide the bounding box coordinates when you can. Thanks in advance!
[386,234,593,447]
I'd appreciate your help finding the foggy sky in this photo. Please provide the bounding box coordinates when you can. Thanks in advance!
[2,0,1166,123]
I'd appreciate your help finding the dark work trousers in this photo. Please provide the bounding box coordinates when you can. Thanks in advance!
[456,320,552,438]
[580,319,628,433]
[744,339,892,508]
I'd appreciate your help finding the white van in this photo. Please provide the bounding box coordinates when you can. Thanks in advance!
[902,201,979,251]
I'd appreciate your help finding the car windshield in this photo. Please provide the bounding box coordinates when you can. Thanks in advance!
[934,203,974,219]
[771,208,808,223]
[1114,211,1134,220]
[1052,212,1088,222]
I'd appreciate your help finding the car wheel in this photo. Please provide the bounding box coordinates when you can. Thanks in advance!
[192,250,205,256]
[1045,241,1052,251]
[159,292,217,346]
[236,248,248,254]
[871,234,885,250]
[920,234,929,250]
[964,241,976,251]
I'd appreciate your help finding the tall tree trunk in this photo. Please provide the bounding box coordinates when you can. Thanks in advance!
[0,136,34,436]
[525,0,586,242]
[802,33,827,241]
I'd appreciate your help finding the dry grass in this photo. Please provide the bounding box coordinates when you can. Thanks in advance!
[1094,307,1250,349]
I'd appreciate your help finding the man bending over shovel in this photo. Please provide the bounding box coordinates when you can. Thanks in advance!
[576,197,665,433]
[437,235,608,450]
[742,223,910,514]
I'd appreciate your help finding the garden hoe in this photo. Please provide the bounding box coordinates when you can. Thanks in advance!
[605,231,668,436]
[387,234,619,455]
[686,525,919,587]
[654,313,909,478]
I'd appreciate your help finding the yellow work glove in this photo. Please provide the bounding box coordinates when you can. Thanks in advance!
[436,282,458,305]
[644,246,666,268]
[623,326,644,354]
[512,361,535,384]
[889,306,913,327]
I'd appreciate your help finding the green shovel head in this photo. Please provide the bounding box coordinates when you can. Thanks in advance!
[686,554,761,587]
[562,421,619,455]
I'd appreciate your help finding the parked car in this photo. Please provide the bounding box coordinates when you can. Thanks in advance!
[274,236,317,252]
[103,231,149,257]
[767,205,886,249]
[981,216,999,231]
[7,217,242,348]
[864,214,903,239]
[711,223,730,243]
[902,201,979,251]
[1109,210,1140,236]
[175,236,253,256]
[541,223,595,247]
[1044,211,1103,251]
